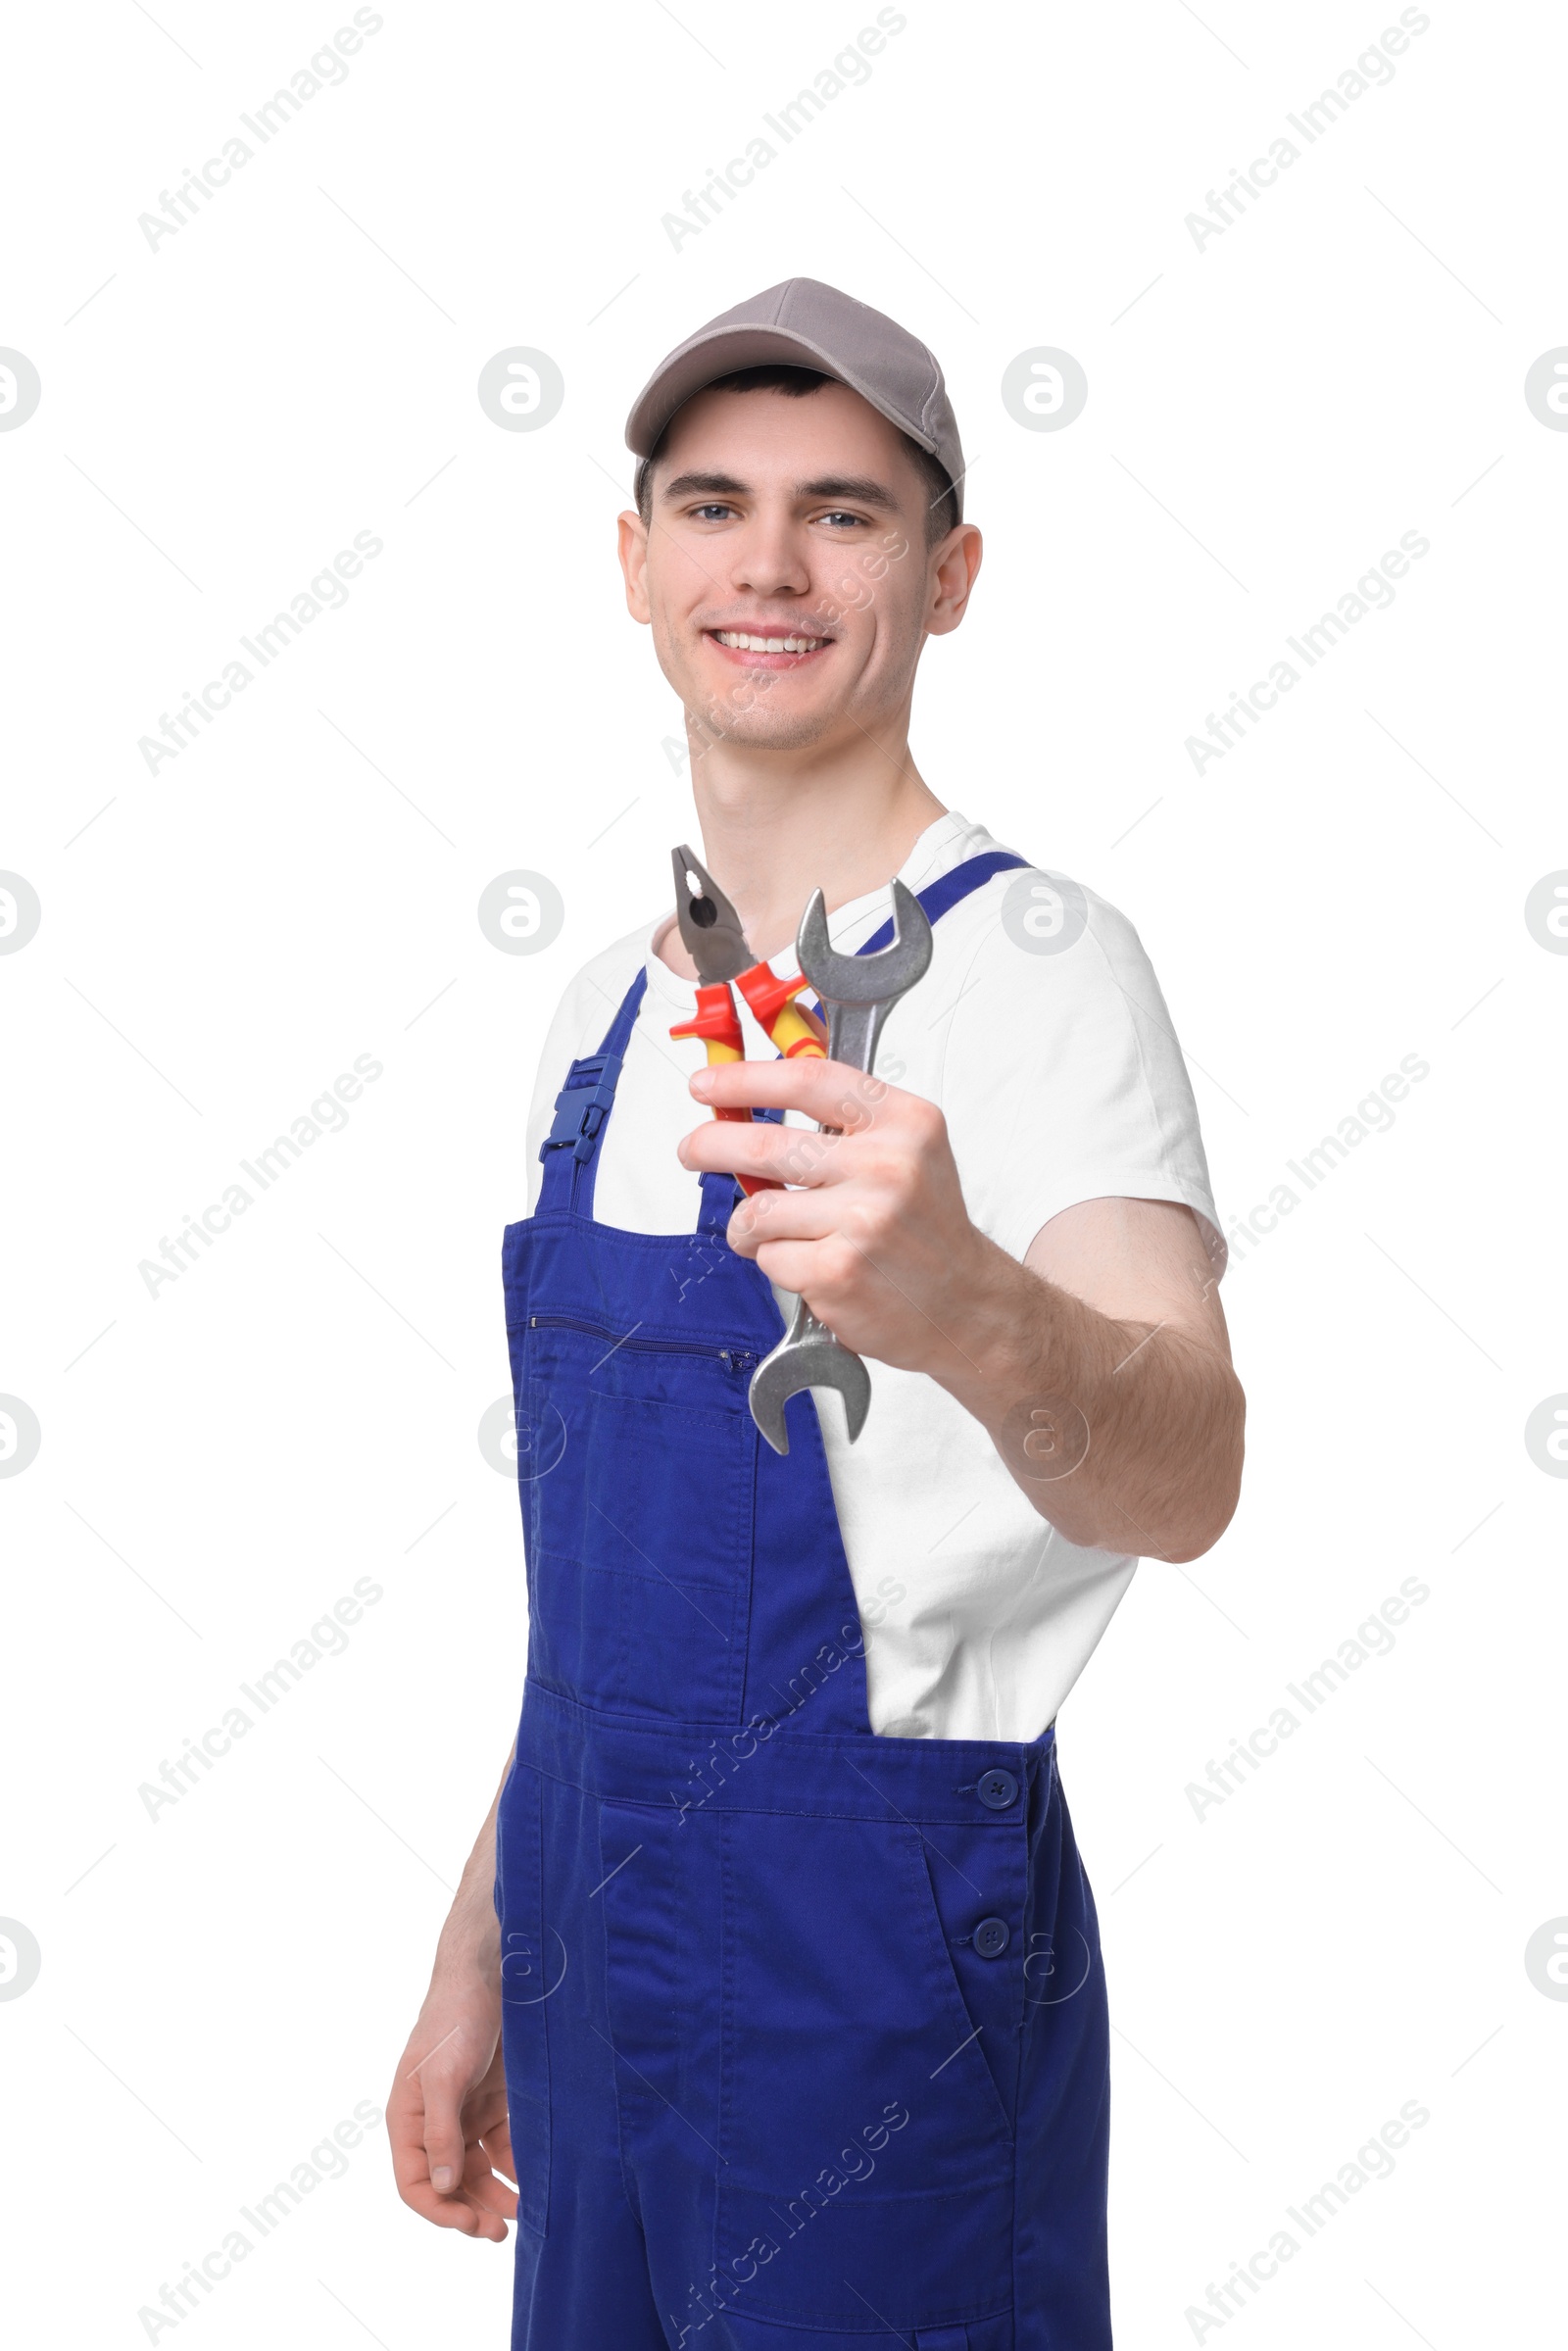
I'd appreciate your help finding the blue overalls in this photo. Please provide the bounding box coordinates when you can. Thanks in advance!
[497,856,1112,2350]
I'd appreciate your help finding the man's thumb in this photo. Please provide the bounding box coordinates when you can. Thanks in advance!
[425,2111,466,2195]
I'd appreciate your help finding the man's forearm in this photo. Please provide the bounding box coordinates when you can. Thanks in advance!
[428,1748,512,1989]
[933,1234,1245,1562]
[680,1059,1243,1559]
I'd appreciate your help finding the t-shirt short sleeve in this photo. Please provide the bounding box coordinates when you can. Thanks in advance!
[928,879,1226,1277]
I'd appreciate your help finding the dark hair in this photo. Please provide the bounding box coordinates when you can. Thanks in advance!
[634,364,959,543]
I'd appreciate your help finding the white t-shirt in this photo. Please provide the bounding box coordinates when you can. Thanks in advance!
[523,812,1224,1741]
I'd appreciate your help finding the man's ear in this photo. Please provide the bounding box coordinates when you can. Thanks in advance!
[926,522,982,638]
[617,509,652,624]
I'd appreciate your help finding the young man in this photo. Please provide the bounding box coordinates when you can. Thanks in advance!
[388,278,1244,2349]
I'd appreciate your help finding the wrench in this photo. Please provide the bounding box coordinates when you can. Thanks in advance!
[748,878,934,1456]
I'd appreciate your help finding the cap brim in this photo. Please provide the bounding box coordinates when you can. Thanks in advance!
[624,322,941,462]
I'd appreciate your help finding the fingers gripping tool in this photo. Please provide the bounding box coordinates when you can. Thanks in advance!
[668,845,826,1202]
[746,881,933,1456]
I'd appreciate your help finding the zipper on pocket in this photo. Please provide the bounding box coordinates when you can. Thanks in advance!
[527,1314,760,1376]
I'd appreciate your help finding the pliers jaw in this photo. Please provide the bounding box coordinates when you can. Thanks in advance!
[668,844,773,1200]
[668,845,827,1059]
[671,845,752,988]
[668,845,748,1060]
[667,844,827,1203]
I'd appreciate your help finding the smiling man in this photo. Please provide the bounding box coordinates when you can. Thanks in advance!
[388,278,1244,2350]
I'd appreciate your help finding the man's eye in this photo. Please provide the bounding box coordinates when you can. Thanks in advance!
[691,504,736,521]
[816,510,868,529]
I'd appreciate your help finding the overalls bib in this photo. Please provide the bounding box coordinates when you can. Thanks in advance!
[497,856,1113,2351]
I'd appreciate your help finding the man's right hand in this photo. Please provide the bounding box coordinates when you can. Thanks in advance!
[388,1971,517,2240]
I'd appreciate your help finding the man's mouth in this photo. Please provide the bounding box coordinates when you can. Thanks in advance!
[706,627,832,666]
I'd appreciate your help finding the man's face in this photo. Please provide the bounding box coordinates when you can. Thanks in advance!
[618,380,975,754]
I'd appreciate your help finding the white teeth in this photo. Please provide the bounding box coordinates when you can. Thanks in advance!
[714,630,826,654]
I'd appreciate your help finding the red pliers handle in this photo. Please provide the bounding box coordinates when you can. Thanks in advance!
[670,970,825,1197]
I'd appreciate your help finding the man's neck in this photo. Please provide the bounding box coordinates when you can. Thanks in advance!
[662,715,947,974]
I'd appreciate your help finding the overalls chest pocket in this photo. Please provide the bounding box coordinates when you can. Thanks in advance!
[514,1314,760,1725]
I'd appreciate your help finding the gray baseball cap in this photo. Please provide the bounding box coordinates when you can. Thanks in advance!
[625,276,964,519]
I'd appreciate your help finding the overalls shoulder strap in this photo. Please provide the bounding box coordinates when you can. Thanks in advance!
[856,847,1026,955]
[536,969,647,1217]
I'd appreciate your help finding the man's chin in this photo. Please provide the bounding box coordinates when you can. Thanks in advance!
[687,703,840,754]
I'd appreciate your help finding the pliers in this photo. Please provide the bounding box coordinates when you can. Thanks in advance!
[668,844,825,1198]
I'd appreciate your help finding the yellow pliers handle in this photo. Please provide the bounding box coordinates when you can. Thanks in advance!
[669,983,780,1196]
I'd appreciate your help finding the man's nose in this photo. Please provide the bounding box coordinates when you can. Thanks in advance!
[726,515,812,600]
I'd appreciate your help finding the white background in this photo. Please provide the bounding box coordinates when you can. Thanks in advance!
[3,0,1565,2342]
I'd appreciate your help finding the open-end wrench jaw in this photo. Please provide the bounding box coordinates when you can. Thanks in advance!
[746,878,934,1455]
[796,879,934,1071]
[747,1302,871,1455]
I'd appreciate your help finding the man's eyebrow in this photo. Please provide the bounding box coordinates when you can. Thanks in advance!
[795,474,901,511]
[660,470,748,502]
[658,469,904,511]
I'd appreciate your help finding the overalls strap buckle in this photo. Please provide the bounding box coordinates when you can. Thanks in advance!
[540,1053,624,1163]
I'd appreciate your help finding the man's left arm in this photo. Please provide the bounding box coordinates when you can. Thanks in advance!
[679,1059,1244,1564]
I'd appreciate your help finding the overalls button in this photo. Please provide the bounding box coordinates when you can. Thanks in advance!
[973,1916,1010,1959]
[977,1768,1018,1810]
